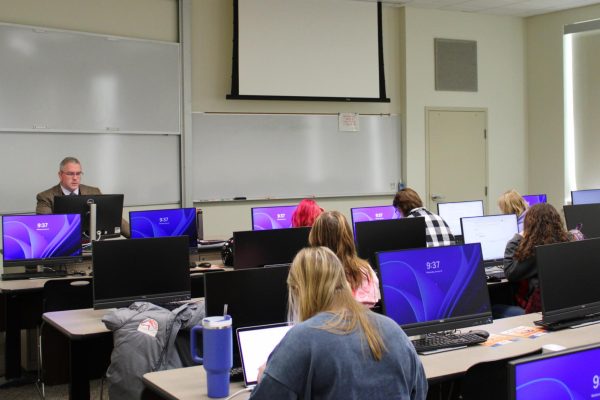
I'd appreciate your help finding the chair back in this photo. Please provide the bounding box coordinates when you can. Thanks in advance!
[43,278,93,312]
[460,349,542,400]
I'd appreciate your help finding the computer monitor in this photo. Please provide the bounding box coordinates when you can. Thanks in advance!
[129,208,198,249]
[233,227,310,269]
[354,218,426,266]
[461,214,518,264]
[350,205,400,239]
[53,194,124,239]
[376,243,493,336]
[563,204,600,239]
[536,238,600,327]
[251,205,297,230]
[571,188,600,205]
[508,343,600,400]
[204,265,289,367]
[2,214,83,267]
[92,236,190,309]
[437,200,484,237]
[522,194,547,207]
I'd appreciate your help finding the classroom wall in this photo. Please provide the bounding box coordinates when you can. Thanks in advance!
[526,3,600,208]
[0,0,178,41]
[0,0,179,254]
[403,7,528,209]
[191,1,404,238]
[192,2,529,238]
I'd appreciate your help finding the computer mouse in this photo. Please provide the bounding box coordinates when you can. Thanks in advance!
[469,330,490,339]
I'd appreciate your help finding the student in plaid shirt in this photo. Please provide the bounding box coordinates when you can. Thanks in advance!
[393,188,455,247]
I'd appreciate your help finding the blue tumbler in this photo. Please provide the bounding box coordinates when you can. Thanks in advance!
[191,315,233,398]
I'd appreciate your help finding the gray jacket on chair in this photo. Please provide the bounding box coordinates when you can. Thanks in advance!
[102,301,205,400]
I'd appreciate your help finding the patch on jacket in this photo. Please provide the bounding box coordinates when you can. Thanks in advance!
[137,318,159,337]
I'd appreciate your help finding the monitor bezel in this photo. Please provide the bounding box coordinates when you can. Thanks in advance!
[460,213,518,262]
[377,243,493,337]
[92,236,191,310]
[53,194,124,239]
[350,205,400,239]
[354,217,426,265]
[129,207,198,249]
[204,265,290,367]
[2,213,83,267]
[232,226,310,269]
[536,238,600,325]
[571,188,600,205]
[436,199,485,237]
[250,205,297,231]
[507,343,600,400]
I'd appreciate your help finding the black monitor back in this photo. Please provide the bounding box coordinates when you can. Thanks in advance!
[233,227,310,269]
[92,236,190,309]
[536,238,600,324]
[204,265,289,367]
[54,194,124,238]
[563,204,600,239]
[355,217,426,266]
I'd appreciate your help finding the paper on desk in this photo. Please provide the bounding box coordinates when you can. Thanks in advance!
[481,333,519,347]
[500,325,548,339]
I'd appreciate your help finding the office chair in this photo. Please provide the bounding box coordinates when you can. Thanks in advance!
[457,349,542,400]
[37,278,93,399]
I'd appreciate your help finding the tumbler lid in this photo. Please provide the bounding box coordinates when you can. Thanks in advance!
[202,315,232,329]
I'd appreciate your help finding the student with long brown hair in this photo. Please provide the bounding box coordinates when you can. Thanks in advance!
[248,247,427,399]
[503,203,572,314]
[309,210,380,307]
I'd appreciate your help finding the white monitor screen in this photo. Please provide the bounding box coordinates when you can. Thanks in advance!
[572,189,600,205]
[437,200,484,236]
[461,214,518,261]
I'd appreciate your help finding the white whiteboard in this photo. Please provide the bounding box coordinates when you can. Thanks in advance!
[0,23,180,133]
[0,132,181,214]
[192,113,402,201]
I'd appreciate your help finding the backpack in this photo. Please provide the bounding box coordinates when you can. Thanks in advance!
[221,237,234,266]
[569,223,585,241]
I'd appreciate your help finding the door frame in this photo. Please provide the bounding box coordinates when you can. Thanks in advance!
[425,106,489,212]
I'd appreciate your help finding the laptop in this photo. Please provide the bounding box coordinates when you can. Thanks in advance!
[236,323,293,388]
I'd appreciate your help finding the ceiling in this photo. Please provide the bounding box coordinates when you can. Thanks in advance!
[360,0,600,17]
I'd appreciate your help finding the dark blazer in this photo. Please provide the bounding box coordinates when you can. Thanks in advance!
[35,184,130,237]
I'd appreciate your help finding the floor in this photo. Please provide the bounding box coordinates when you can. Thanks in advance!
[0,332,106,399]
[0,378,106,400]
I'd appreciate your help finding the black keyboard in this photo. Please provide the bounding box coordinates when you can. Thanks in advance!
[1,271,68,280]
[485,266,506,279]
[230,366,244,381]
[535,314,600,331]
[412,333,487,354]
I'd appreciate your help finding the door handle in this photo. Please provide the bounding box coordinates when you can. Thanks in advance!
[431,195,444,201]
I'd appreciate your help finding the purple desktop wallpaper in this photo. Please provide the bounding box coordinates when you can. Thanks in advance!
[3,214,82,261]
[522,194,547,206]
[252,206,296,230]
[130,208,197,247]
[378,244,489,326]
[515,347,600,399]
[351,205,400,237]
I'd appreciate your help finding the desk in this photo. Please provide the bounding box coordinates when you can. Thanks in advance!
[140,313,600,399]
[0,278,51,385]
[142,367,247,400]
[42,308,111,400]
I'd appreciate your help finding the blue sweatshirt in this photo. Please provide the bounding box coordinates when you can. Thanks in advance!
[249,311,427,400]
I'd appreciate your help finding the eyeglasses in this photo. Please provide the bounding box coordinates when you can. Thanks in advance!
[61,171,84,177]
